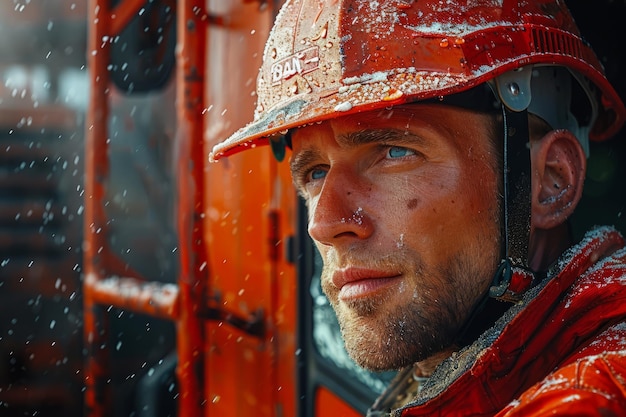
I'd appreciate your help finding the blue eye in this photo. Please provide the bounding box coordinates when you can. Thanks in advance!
[387,146,415,159]
[310,168,327,180]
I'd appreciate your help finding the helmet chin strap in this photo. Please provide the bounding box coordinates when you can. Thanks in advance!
[454,104,534,348]
[489,104,534,300]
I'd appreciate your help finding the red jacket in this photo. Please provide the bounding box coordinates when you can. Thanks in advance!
[384,227,626,416]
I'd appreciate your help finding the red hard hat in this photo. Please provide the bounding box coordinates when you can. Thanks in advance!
[210,0,625,161]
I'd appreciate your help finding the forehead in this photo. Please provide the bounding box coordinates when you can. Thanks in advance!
[290,104,494,152]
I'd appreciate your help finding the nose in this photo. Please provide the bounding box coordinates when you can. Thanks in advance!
[307,168,374,247]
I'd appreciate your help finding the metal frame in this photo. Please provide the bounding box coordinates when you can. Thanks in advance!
[83,0,207,415]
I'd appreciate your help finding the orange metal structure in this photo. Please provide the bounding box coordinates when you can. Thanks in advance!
[83,0,204,415]
[82,0,376,416]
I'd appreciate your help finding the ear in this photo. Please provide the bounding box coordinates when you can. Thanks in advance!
[530,129,586,230]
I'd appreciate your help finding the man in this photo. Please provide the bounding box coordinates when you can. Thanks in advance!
[211,0,626,415]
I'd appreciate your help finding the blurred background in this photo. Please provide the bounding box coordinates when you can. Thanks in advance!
[0,1,624,416]
[0,1,178,416]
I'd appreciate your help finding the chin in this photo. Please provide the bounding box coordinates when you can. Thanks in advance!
[340,316,449,372]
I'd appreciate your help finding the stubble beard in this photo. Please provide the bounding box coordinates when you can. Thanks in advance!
[321,249,491,372]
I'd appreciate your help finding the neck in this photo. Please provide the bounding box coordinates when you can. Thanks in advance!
[414,348,458,378]
[528,223,571,272]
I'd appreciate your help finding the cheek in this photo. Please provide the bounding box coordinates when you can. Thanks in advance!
[395,172,456,216]
[393,170,499,245]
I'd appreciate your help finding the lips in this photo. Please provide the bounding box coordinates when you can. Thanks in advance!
[332,267,402,300]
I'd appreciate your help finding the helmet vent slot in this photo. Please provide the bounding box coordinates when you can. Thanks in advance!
[531,27,584,60]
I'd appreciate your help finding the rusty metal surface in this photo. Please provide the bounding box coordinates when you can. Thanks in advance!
[82,0,205,415]
[85,274,179,320]
[173,0,207,415]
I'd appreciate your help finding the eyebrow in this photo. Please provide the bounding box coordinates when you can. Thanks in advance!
[289,148,321,181]
[340,128,418,147]
[290,128,427,175]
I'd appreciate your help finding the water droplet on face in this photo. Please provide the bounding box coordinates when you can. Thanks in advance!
[341,207,364,225]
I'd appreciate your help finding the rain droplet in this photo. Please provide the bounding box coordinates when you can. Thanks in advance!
[334,101,353,112]
[311,22,329,41]
[383,89,404,102]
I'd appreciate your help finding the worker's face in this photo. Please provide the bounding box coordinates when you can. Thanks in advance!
[290,105,501,371]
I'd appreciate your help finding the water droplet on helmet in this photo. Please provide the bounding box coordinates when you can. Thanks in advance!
[320,23,329,39]
[311,22,329,41]
[439,38,449,48]
[383,89,404,101]
[334,101,353,112]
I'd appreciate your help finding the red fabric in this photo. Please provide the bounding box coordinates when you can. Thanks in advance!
[398,228,626,416]
[498,329,626,416]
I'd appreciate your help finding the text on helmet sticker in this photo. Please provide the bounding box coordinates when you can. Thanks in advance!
[271,46,320,85]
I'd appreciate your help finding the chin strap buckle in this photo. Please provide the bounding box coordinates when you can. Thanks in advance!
[490,259,536,303]
[489,259,513,298]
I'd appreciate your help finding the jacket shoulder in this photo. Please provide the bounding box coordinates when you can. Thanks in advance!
[497,322,626,416]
